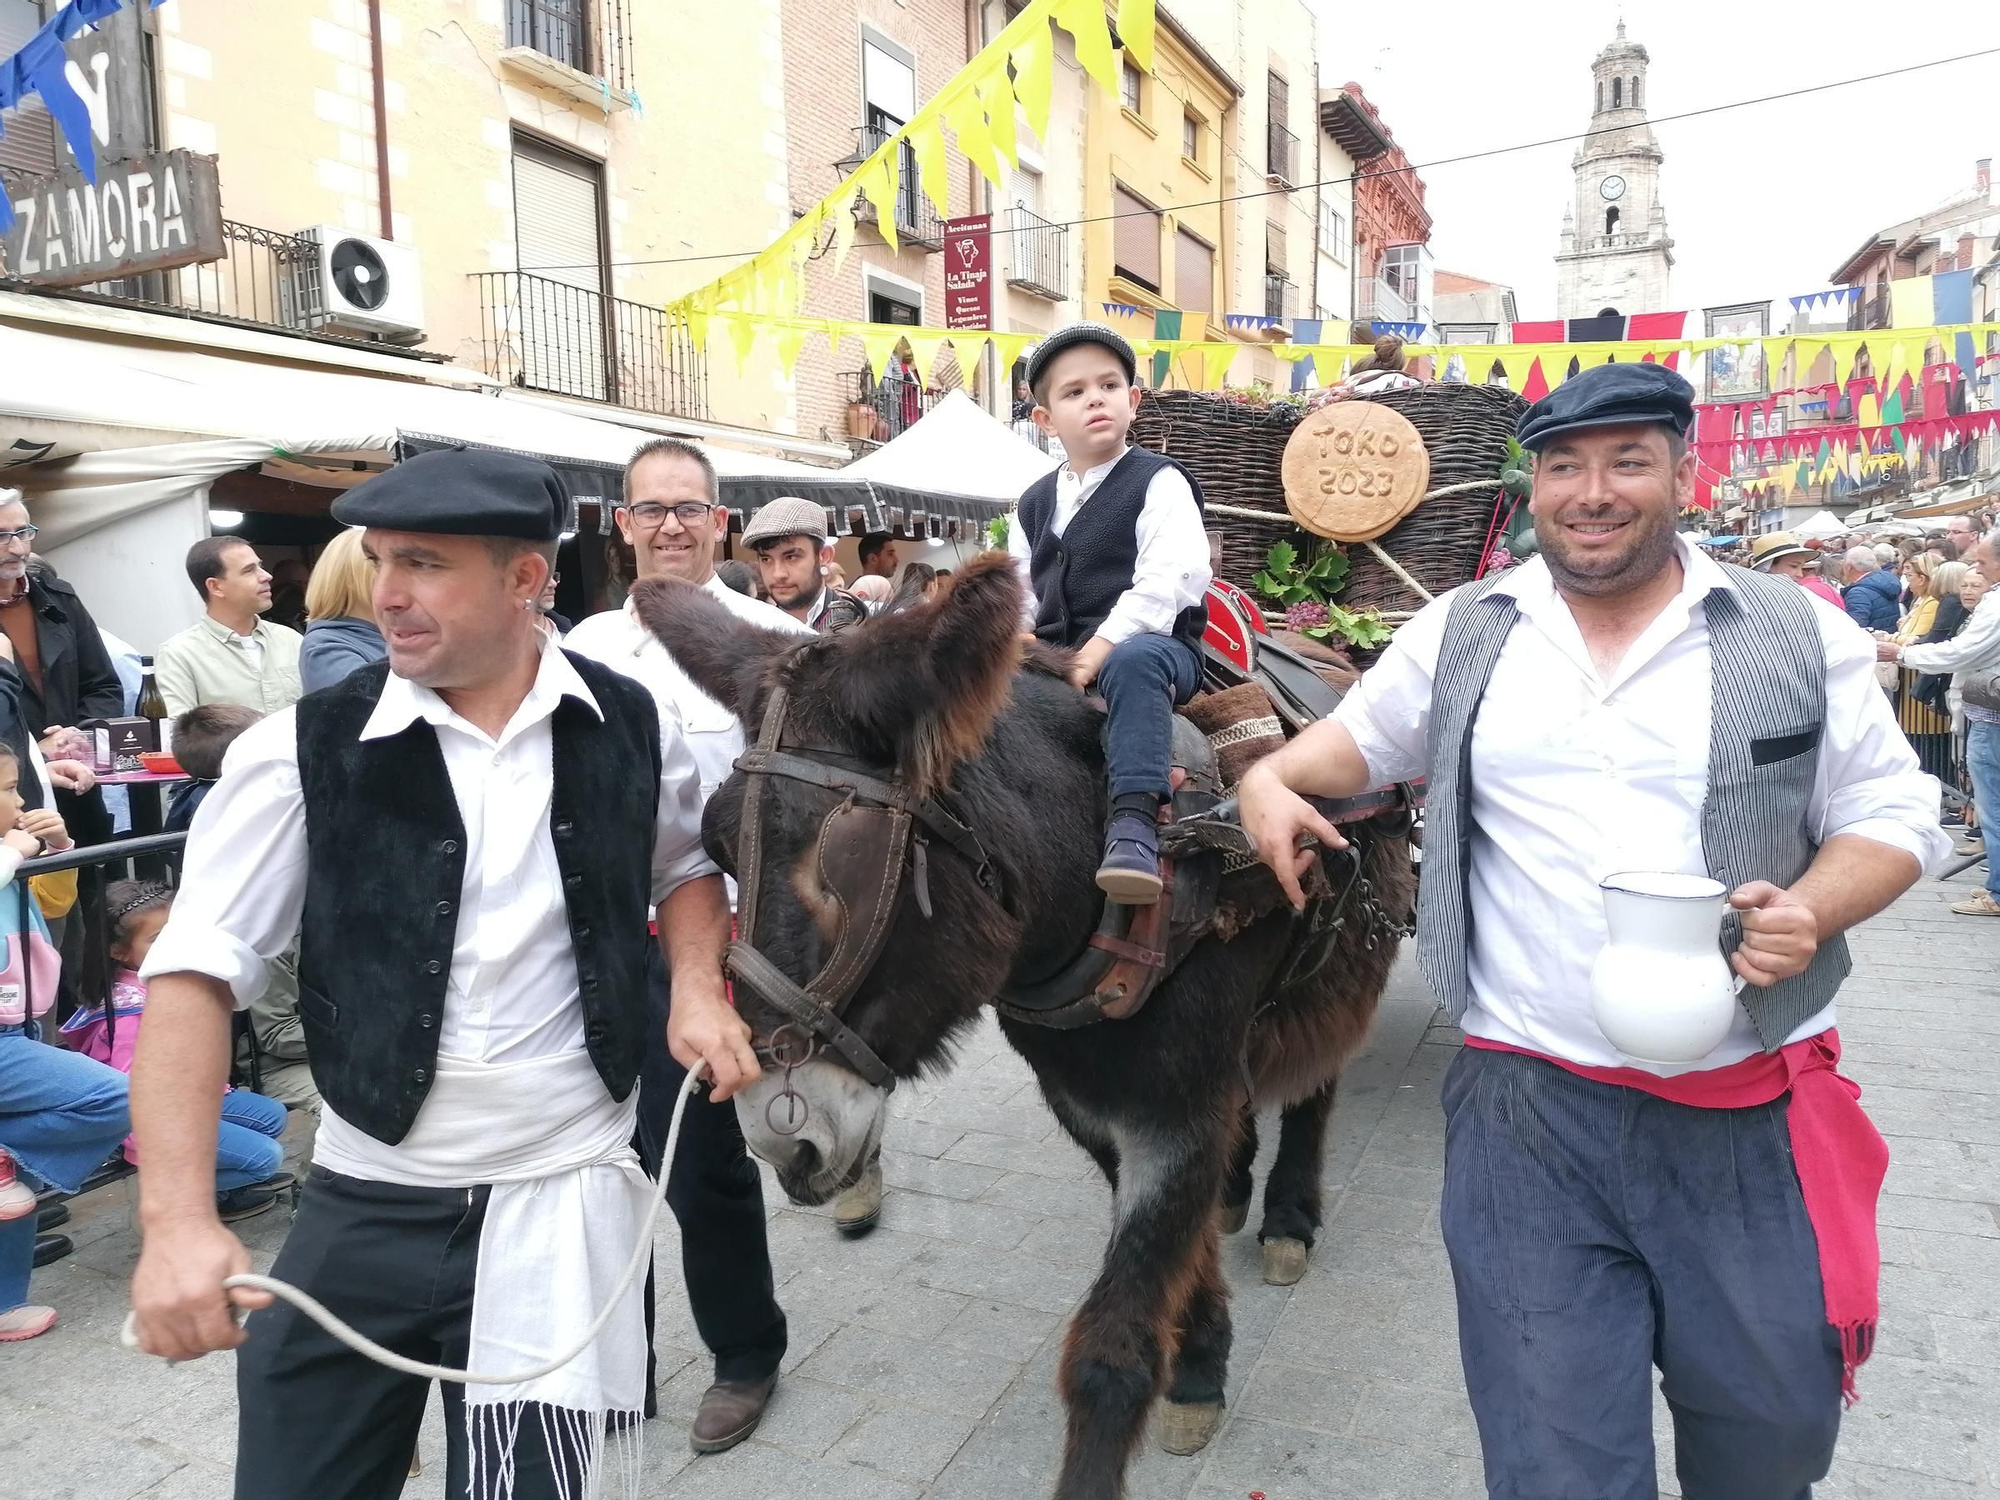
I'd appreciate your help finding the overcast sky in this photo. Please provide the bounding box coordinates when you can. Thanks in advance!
[1309,0,2000,323]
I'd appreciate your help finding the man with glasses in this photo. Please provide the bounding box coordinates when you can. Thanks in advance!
[564,438,803,1454]
[0,489,121,841]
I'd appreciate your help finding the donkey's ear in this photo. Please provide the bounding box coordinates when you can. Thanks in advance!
[629,577,798,720]
[819,551,1026,793]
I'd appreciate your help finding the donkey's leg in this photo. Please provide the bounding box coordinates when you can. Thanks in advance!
[1219,1105,1257,1236]
[1055,1131,1225,1500]
[1043,1088,1120,1193]
[1259,1078,1337,1286]
[1159,1224,1231,1455]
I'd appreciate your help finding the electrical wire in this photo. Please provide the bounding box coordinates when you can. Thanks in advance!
[515,44,2000,276]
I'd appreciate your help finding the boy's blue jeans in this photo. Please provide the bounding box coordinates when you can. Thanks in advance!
[1096,634,1202,802]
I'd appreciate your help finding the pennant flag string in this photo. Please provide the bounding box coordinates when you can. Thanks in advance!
[684,306,2000,399]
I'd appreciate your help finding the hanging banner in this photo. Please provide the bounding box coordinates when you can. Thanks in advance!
[1703,302,1770,401]
[942,213,992,331]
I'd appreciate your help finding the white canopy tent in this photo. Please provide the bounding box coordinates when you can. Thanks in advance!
[841,390,1058,499]
[718,389,1051,538]
[1790,510,1847,541]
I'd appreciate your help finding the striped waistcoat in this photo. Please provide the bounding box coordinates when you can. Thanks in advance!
[1415,567,1850,1050]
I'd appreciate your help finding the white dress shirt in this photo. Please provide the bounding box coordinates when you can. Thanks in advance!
[1334,539,1949,1072]
[143,637,718,1174]
[1006,446,1212,643]
[565,575,811,905]
[1900,588,2000,677]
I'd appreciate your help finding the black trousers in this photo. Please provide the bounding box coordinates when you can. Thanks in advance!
[635,942,787,1384]
[235,1167,588,1500]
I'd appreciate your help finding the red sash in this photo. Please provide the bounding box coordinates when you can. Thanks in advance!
[1466,1029,1884,1403]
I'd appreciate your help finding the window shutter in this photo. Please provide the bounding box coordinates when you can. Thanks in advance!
[1112,185,1160,290]
[0,1,59,183]
[1010,163,1040,212]
[512,137,608,400]
[1265,219,1288,276]
[1174,230,1212,313]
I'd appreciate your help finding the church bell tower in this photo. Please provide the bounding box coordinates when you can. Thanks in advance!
[1555,23,1674,318]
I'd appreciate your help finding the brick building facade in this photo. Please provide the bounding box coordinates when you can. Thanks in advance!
[781,0,975,446]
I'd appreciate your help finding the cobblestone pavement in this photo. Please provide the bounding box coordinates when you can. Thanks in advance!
[13,857,1999,1499]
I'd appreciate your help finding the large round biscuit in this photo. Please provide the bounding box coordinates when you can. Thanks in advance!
[1281,402,1430,542]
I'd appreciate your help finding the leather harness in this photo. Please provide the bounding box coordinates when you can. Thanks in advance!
[724,665,1422,1091]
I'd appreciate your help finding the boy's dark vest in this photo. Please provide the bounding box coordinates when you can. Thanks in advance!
[293,655,661,1144]
[1018,447,1208,655]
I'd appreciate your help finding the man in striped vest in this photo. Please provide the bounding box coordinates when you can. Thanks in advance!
[1238,363,1948,1500]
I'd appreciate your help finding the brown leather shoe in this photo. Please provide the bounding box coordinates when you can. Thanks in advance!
[689,1374,778,1454]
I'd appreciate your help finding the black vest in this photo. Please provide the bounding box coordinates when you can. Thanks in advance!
[293,654,661,1144]
[1018,446,1208,654]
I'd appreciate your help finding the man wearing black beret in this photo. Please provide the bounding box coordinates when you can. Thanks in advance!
[1238,362,1946,1497]
[125,449,757,1499]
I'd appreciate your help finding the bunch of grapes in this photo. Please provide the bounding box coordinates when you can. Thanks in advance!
[1284,600,1330,632]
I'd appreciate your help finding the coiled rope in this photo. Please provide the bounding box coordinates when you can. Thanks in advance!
[120,1065,705,1383]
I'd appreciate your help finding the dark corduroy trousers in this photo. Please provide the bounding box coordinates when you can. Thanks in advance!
[1441,1045,1844,1500]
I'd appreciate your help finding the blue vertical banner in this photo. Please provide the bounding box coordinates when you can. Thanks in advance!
[0,0,170,231]
[1289,318,1322,392]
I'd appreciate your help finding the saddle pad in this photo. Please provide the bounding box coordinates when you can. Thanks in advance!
[1181,683,1286,790]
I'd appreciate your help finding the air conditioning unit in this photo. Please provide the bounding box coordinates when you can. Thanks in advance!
[295,226,426,343]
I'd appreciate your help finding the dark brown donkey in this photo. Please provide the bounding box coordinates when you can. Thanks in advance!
[632,556,1410,1500]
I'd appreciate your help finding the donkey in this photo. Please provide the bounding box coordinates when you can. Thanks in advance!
[633,556,1411,1500]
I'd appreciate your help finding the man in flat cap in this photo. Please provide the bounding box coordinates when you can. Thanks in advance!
[1238,362,1946,1498]
[741,495,868,633]
[125,449,757,1500]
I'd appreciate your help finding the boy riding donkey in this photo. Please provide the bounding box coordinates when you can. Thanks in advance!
[1006,324,1211,901]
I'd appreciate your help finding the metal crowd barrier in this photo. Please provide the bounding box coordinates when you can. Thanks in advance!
[1889,666,1984,880]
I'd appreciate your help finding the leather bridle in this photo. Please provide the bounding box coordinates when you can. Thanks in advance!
[725,676,999,1094]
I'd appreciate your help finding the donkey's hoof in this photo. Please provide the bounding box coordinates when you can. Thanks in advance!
[1157,1400,1224,1456]
[1219,1198,1250,1235]
[1261,1236,1310,1285]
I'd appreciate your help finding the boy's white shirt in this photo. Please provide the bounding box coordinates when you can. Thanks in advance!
[1005,444,1212,641]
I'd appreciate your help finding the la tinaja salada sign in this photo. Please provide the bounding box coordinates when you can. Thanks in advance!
[943,213,991,331]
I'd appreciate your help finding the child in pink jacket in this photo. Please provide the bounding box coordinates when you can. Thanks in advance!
[61,882,292,1223]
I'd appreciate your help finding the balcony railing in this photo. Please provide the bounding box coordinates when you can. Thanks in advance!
[476,270,708,419]
[506,0,633,93]
[844,364,936,443]
[1854,289,1890,331]
[1006,205,1068,301]
[850,126,947,251]
[1263,274,1299,322]
[0,219,356,340]
[1266,120,1299,185]
[1355,275,1413,324]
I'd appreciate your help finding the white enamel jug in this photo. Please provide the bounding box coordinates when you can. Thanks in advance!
[1588,871,1745,1065]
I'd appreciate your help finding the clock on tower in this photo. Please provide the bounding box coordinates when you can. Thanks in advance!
[1556,23,1674,318]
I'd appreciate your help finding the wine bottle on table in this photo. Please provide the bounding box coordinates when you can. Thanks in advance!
[138,656,170,753]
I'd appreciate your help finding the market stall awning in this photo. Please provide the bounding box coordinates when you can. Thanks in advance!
[0,318,808,547]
